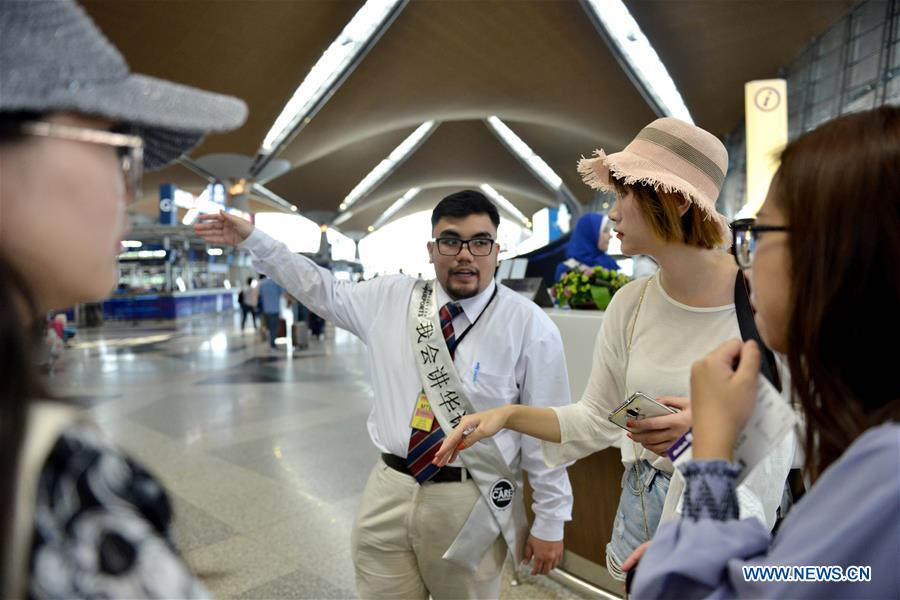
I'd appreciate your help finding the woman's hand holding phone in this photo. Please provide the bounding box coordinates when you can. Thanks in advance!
[627,396,691,456]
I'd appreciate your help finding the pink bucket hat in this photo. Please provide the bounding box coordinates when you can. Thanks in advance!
[577,117,730,237]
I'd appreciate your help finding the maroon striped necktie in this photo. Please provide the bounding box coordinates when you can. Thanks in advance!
[406,301,463,483]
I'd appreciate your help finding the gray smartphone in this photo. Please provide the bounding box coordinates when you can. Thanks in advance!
[608,392,678,433]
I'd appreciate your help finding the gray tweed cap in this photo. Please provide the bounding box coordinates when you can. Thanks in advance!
[0,0,248,170]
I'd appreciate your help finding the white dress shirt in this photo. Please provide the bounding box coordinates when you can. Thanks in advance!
[241,228,573,540]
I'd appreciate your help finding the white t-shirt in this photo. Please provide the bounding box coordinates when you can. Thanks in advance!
[543,272,795,529]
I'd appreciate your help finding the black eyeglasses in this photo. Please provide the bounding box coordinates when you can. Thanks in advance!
[731,218,790,269]
[433,237,496,256]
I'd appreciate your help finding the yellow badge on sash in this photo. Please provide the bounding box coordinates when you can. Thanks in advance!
[411,392,435,431]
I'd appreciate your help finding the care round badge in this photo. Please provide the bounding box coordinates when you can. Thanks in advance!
[489,479,514,510]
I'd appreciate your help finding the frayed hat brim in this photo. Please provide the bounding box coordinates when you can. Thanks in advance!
[577,149,730,237]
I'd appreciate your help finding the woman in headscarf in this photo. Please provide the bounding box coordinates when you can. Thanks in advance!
[554,212,619,282]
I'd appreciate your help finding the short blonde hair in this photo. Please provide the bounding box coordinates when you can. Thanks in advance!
[612,179,724,249]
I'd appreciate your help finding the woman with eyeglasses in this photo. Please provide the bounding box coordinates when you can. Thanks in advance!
[624,105,900,599]
[0,1,246,596]
[435,117,796,581]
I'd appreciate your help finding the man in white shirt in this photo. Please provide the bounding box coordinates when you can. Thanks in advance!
[195,190,573,599]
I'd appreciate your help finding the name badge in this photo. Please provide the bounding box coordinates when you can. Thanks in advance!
[410,392,435,431]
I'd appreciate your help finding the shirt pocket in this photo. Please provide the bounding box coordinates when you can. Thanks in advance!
[465,368,518,405]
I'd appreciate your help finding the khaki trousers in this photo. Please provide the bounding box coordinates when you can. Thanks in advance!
[351,458,507,599]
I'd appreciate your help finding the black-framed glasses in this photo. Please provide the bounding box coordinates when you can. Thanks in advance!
[21,121,144,203]
[731,218,790,269]
[433,237,496,256]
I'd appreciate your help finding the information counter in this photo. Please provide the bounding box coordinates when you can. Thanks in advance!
[526,308,624,597]
[103,288,237,320]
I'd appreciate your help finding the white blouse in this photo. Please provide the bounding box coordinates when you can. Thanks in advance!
[543,273,795,529]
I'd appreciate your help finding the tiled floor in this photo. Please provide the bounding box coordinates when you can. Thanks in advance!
[51,313,581,599]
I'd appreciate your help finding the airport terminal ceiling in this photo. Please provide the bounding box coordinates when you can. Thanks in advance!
[83,0,860,232]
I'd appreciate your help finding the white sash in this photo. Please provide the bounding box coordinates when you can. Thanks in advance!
[408,280,529,571]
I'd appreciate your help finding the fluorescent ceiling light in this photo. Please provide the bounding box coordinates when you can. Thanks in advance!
[333,210,355,226]
[121,240,142,248]
[583,0,692,122]
[341,121,437,211]
[373,187,421,230]
[479,184,528,225]
[119,250,168,259]
[486,117,562,191]
[207,248,224,256]
[261,0,405,153]
[182,208,200,226]
[250,182,295,213]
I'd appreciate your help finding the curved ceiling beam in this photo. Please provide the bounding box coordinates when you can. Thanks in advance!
[339,176,554,227]
[274,0,655,171]
[484,116,581,218]
[267,116,613,211]
[267,119,564,216]
[336,181,550,234]
[332,121,559,226]
[251,0,409,176]
[265,125,420,211]
[339,120,439,212]
[274,112,630,174]
[581,0,693,122]
[85,0,859,224]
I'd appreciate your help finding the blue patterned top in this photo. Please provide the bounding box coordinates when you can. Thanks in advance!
[633,422,900,599]
[28,425,207,599]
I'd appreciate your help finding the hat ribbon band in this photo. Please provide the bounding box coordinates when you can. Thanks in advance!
[635,127,725,189]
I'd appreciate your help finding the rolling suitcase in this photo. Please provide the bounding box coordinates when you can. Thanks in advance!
[293,321,310,349]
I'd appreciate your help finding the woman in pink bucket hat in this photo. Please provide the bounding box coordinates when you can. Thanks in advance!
[435,117,794,582]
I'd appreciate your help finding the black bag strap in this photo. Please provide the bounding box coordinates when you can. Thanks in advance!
[734,270,781,392]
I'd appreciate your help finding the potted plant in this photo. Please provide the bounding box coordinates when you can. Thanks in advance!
[552,266,631,310]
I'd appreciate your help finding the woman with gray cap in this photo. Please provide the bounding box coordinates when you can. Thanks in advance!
[436,117,795,581]
[0,0,246,597]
